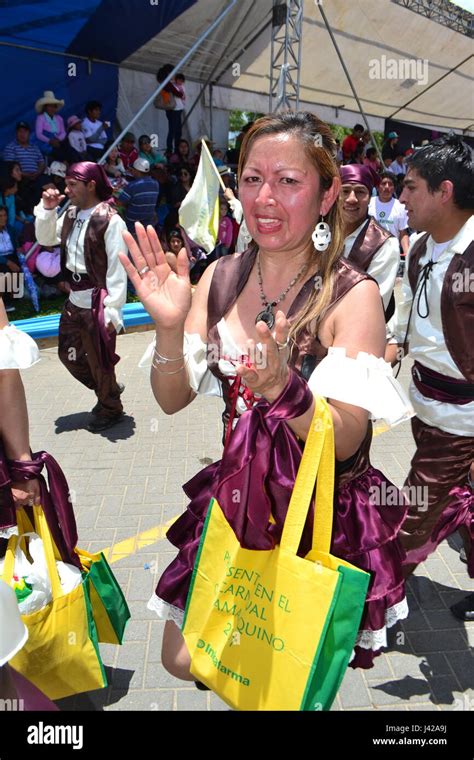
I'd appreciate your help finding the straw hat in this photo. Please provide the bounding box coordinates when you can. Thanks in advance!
[35,90,65,114]
[192,135,214,150]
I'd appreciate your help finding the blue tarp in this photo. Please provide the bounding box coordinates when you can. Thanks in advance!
[1,0,196,152]
[12,301,153,339]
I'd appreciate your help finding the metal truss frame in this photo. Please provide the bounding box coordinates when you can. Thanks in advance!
[269,0,304,113]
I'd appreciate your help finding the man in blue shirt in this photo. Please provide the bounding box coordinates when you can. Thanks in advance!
[3,122,45,177]
[3,122,46,212]
[118,158,159,233]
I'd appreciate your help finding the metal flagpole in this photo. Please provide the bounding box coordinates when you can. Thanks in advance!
[100,0,238,164]
[317,4,384,167]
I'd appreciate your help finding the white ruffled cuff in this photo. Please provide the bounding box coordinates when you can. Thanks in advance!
[0,325,40,370]
[139,332,222,397]
[33,201,57,221]
[104,305,124,332]
[308,347,414,427]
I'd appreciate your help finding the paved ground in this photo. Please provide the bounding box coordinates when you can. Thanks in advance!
[20,327,474,712]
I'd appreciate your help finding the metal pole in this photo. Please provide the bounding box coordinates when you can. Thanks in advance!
[209,83,214,140]
[26,0,238,261]
[100,0,238,164]
[317,4,384,166]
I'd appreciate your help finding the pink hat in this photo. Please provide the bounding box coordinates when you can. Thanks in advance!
[67,115,82,131]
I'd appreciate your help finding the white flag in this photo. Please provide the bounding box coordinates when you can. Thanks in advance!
[179,140,220,254]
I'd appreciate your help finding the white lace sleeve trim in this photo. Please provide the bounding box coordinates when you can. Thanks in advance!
[138,332,222,397]
[0,325,40,370]
[353,596,409,652]
[147,594,409,651]
[147,593,184,628]
[308,347,414,427]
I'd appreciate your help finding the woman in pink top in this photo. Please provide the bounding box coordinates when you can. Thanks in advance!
[363,147,381,173]
[217,198,233,256]
[34,91,66,159]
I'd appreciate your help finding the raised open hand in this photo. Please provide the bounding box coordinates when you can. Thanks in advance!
[119,223,192,329]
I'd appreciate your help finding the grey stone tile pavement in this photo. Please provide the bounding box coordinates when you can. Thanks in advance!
[22,328,473,712]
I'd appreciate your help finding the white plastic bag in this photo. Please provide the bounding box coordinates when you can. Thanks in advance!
[0,532,82,614]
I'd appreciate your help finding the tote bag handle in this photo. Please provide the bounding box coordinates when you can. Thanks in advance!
[2,506,63,600]
[280,397,335,556]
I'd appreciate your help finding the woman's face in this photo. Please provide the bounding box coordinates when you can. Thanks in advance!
[141,142,151,154]
[239,133,331,256]
[178,141,189,157]
[169,236,183,254]
[109,148,118,162]
[11,163,22,182]
[44,103,58,116]
[179,169,190,183]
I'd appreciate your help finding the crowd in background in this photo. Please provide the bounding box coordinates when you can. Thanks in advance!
[0,83,436,313]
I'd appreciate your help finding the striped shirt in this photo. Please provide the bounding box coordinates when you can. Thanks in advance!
[118,177,159,231]
[3,140,44,173]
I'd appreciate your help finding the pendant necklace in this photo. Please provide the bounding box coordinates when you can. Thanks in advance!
[255,253,308,329]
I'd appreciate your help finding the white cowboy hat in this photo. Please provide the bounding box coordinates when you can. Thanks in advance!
[35,90,65,114]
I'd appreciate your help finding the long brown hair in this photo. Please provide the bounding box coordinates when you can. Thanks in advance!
[238,112,344,341]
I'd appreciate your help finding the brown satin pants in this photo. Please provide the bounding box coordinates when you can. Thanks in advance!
[58,300,123,418]
[400,416,474,575]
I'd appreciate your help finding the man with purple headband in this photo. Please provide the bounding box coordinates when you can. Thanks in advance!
[340,164,400,322]
[34,162,128,432]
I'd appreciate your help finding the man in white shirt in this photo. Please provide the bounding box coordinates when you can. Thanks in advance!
[389,152,406,177]
[81,101,110,162]
[340,164,400,320]
[34,162,128,432]
[368,173,410,257]
[385,135,474,618]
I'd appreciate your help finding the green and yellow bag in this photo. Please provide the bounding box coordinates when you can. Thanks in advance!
[16,509,130,646]
[182,399,370,711]
[3,505,107,700]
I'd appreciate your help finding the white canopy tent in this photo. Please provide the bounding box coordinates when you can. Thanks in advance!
[116,0,474,150]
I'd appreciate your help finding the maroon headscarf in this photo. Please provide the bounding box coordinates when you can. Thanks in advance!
[66,162,113,201]
[340,164,380,193]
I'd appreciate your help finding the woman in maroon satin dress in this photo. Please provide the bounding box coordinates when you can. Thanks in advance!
[120,112,409,681]
[0,296,41,537]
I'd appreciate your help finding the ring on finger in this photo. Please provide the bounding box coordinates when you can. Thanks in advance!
[276,338,289,351]
[139,265,150,276]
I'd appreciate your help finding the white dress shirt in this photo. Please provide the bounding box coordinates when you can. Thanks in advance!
[343,218,400,310]
[34,201,128,330]
[388,215,474,436]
